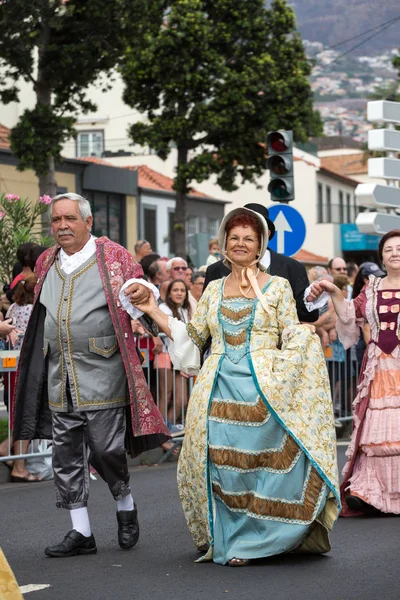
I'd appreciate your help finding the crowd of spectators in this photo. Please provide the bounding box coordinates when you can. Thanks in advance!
[307,256,385,426]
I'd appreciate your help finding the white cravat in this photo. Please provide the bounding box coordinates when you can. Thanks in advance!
[59,235,97,274]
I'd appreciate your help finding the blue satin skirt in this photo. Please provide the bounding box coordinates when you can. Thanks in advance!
[208,355,328,565]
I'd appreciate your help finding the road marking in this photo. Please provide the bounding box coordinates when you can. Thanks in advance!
[19,584,51,594]
[337,440,350,446]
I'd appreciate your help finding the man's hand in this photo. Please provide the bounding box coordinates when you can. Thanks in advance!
[329,328,337,343]
[125,283,159,315]
[318,328,330,349]
[0,318,16,338]
[124,283,151,306]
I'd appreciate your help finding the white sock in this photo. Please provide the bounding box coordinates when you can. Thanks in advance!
[70,507,91,537]
[116,493,134,512]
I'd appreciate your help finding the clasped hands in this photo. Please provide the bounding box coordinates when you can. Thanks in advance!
[124,282,158,313]
[305,279,336,302]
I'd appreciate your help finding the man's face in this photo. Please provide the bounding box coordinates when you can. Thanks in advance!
[169,259,187,280]
[191,276,205,301]
[155,261,169,284]
[329,257,347,276]
[51,200,92,255]
[140,242,152,256]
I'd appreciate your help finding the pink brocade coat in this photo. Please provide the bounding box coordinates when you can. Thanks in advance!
[12,237,169,455]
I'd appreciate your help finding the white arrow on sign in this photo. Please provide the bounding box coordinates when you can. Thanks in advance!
[274,210,293,254]
[355,183,400,207]
[356,211,400,235]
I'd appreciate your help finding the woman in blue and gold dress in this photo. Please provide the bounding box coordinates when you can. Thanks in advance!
[129,207,340,566]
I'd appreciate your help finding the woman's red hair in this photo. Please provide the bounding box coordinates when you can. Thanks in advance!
[225,213,262,242]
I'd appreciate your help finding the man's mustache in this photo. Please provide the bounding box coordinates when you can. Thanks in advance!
[57,230,75,237]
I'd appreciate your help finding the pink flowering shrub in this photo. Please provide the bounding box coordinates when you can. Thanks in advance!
[0,192,53,282]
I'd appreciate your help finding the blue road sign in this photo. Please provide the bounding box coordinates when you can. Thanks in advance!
[267,205,306,256]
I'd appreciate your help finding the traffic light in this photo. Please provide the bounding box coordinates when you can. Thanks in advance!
[267,130,294,202]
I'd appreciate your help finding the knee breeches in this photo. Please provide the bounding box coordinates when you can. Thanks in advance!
[52,407,130,509]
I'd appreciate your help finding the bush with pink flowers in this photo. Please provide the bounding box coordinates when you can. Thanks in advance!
[0,193,53,283]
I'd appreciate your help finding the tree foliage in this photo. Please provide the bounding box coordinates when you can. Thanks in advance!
[0,0,128,194]
[0,193,53,283]
[121,0,322,254]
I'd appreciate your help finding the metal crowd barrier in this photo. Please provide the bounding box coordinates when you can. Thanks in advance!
[324,344,360,426]
[0,339,359,469]
[0,349,52,466]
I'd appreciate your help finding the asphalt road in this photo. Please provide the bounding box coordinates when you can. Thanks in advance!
[1,447,399,600]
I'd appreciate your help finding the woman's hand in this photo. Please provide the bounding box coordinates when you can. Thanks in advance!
[7,329,19,347]
[0,318,15,338]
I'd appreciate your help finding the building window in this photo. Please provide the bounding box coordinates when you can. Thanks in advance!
[346,193,351,223]
[188,216,200,236]
[168,211,175,255]
[85,191,125,245]
[143,206,157,252]
[77,131,104,158]
[208,218,219,237]
[317,183,323,223]
[339,191,344,224]
[325,186,332,223]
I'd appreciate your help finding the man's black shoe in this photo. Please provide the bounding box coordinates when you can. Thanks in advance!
[117,504,139,549]
[346,495,378,516]
[44,530,97,558]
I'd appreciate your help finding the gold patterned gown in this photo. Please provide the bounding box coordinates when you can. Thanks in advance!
[170,276,340,564]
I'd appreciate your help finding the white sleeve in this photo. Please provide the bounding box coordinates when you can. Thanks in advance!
[168,317,200,376]
[119,279,160,319]
[303,284,330,312]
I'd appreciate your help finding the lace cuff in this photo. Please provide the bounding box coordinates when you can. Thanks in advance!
[168,317,200,376]
[119,279,160,319]
[335,300,361,349]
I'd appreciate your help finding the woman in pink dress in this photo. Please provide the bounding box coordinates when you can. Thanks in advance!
[307,230,400,516]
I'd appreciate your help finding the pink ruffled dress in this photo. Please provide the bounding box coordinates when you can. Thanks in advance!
[336,275,400,515]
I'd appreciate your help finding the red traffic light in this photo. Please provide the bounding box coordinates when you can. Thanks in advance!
[268,132,289,153]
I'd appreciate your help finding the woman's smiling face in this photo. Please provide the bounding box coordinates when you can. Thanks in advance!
[225,225,260,266]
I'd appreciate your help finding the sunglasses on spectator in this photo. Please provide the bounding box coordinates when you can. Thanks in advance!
[332,267,347,272]
[137,240,149,249]
[173,266,187,271]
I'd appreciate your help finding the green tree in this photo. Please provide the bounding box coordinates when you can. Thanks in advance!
[121,0,322,255]
[0,193,53,283]
[0,0,127,197]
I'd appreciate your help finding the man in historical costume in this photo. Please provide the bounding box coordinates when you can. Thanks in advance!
[204,203,319,323]
[12,193,169,558]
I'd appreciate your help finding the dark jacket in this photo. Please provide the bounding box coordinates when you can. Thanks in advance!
[204,249,318,323]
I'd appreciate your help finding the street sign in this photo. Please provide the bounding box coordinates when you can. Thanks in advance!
[368,158,400,180]
[355,99,400,235]
[368,129,400,152]
[356,212,400,235]
[367,101,400,124]
[267,204,306,256]
[355,183,400,208]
